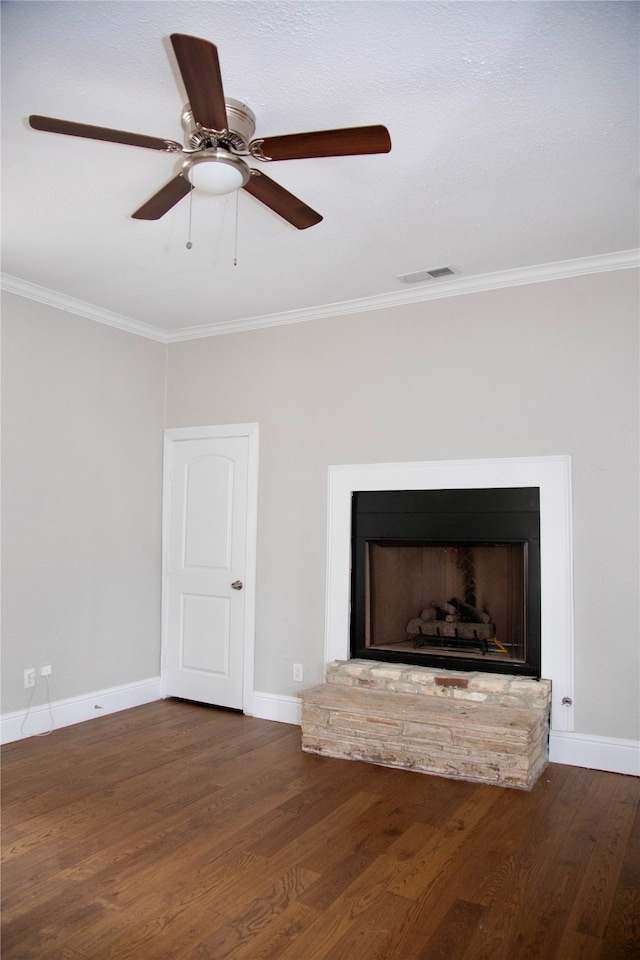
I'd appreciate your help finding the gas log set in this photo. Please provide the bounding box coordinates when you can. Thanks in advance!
[406,597,504,656]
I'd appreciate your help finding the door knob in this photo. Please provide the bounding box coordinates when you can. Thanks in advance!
[231,580,243,591]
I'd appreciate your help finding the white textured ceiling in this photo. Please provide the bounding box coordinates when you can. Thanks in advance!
[2,1,638,340]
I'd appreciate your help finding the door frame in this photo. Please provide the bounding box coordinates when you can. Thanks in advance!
[160,423,259,714]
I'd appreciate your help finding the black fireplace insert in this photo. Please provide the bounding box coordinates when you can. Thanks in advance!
[350,487,541,677]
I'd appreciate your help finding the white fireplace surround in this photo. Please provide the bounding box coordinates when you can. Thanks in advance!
[325,455,575,733]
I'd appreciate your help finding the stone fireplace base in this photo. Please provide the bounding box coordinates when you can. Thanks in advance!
[299,661,552,789]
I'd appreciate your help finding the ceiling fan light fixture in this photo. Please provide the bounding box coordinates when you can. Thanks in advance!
[183,148,250,195]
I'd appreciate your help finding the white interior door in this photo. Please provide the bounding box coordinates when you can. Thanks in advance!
[162,427,258,711]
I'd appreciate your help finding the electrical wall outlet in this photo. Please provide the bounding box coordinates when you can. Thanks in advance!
[24,668,36,689]
[40,664,52,677]
[293,663,303,682]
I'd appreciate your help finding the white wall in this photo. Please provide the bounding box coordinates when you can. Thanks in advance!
[165,269,639,743]
[1,294,167,714]
[2,268,638,747]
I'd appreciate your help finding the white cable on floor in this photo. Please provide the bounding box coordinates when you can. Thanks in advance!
[19,674,54,738]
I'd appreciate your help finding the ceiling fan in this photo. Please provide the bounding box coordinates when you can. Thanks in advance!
[29,33,392,230]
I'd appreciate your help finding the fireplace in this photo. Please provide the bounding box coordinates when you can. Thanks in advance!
[350,487,541,677]
[326,457,574,732]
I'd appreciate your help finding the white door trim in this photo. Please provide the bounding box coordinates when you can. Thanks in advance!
[161,423,259,715]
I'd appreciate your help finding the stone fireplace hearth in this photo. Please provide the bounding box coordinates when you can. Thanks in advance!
[300,660,552,789]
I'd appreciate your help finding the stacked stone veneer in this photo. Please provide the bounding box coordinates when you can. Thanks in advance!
[299,660,552,790]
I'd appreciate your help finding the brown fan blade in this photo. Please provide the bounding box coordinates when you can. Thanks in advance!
[170,34,228,131]
[29,115,182,152]
[256,125,391,161]
[132,175,192,220]
[243,172,322,230]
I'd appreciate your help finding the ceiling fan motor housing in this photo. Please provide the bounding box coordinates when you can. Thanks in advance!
[181,97,257,153]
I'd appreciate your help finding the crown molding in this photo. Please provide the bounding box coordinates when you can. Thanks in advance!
[2,249,638,343]
[166,249,639,341]
[0,275,167,342]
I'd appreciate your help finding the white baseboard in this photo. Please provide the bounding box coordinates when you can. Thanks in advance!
[549,731,640,777]
[4,683,636,778]
[252,691,302,726]
[1,677,162,744]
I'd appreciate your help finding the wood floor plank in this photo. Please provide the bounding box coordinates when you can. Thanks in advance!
[297,852,373,911]
[273,888,413,960]
[2,764,286,922]
[418,898,489,960]
[372,767,570,960]
[454,767,602,960]
[384,786,502,902]
[309,892,414,960]
[187,900,320,960]
[244,775,376,858]
[455,766,598,959]
[562,776,639,940]
[192,865,320,959]
[595,834,640,959]
[2,700,638,960]
[550,928,604,960]
[100,795,381,960]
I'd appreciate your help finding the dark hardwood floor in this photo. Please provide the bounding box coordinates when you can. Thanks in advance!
[2,700,638,959]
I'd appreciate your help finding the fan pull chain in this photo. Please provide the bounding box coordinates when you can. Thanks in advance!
[186,188,194,249]
[233,191,239,266]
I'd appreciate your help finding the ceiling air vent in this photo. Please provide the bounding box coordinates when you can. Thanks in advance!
[398,265,455,284]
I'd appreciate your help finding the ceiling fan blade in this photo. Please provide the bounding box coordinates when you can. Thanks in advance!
[243,172,322,230]
[29,115,182,152]
[132,175,192,220]
[170,34,228,131]
[256,125,391,161]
